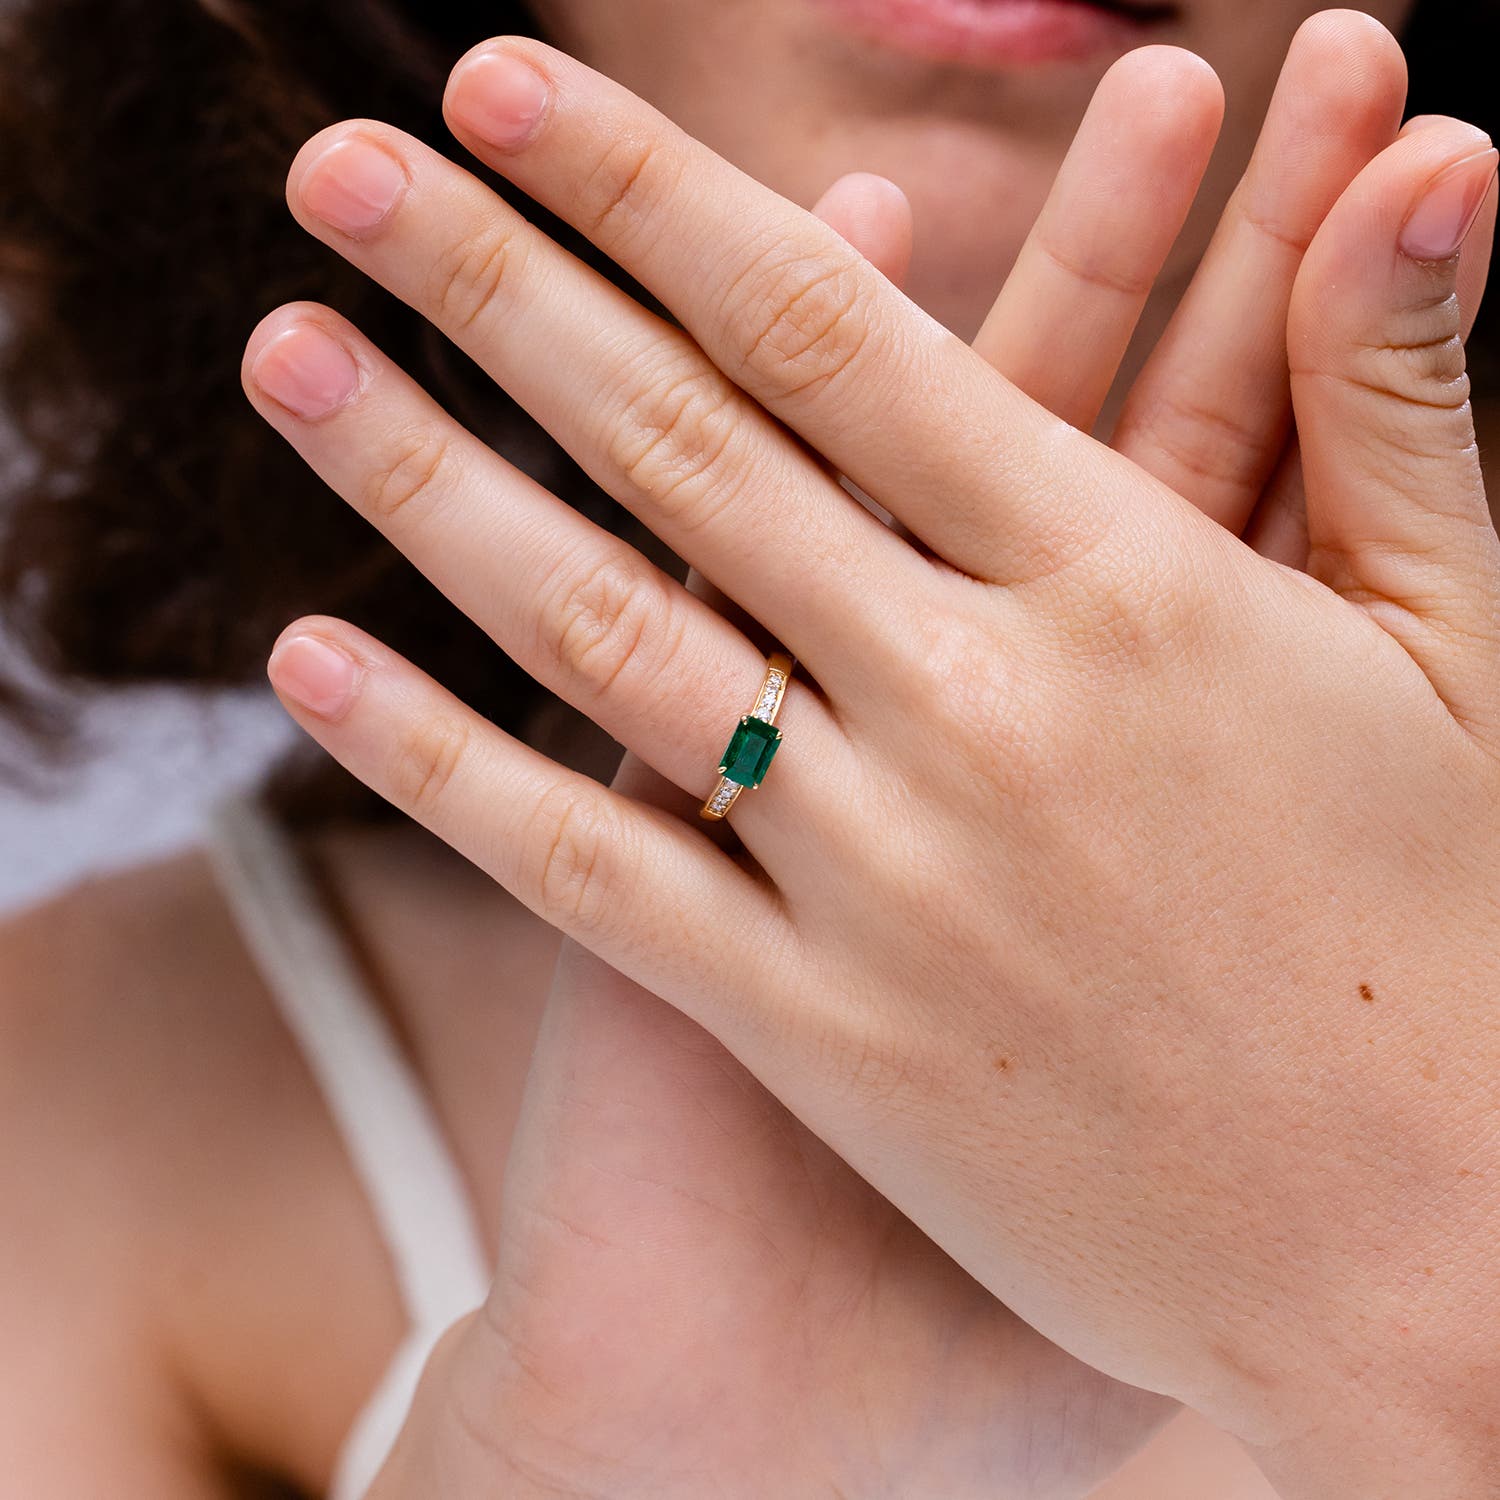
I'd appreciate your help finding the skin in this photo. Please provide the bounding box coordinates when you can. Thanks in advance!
[238,12,1500,1500]
[0,3,1491,1497]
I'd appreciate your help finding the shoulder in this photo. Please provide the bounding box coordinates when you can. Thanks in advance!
[0,850,250,1493]
[0,842,286,1207]
[0,842,406,1493]
[0,842,310,1348]
[0,846,231,1219]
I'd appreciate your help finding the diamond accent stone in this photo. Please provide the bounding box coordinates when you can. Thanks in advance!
[751,669,787,721]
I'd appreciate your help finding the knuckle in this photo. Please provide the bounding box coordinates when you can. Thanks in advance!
[364,429,456,523]
[927,655,1061,816]
[1342,290,1472,415]
[916,618,1048,793]
[605,356,742,527]
[1040,521,1197,673]
[577,130,680,248]
[389,710,471,814]
[428,220,527,334]
[722,239,873,398]
[541,552,679,702]
[525,782,620,930]
[1292,287,1479,470]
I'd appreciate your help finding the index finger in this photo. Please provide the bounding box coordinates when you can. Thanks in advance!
[442,36,1109,584]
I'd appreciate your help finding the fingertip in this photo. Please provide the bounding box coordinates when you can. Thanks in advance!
[816,171,910,218]
[242,301,341,363]
[1292,119,1494,307]
[1278,8,1408,141]
[1290,7,1406,83]
[1085,45,1223,186]
[1099,45,1225,130]
[810,172,914,286]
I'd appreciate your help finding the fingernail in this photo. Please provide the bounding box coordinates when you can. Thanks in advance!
[448,50,552,151]
[1399,147,1498,262]
[250,324,361,421]
[300,136,409,235]
[268,634,362,719]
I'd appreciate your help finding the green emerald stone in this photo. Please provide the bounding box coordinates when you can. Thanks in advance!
[719,715,782,788]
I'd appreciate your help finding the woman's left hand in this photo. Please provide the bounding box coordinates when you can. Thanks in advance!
[250,32,1500,1500]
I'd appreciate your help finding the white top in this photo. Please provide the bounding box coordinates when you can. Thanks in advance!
[200,786,492,1500]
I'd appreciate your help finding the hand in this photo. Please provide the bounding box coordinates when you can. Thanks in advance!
[252,14,1500,1500]
[339,35,1299,1500]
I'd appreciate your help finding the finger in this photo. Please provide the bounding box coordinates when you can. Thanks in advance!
[1248,110,1499,569]
[810,171,914,290]
[441,36,1094,582]
[973,45,1223,431]
[263,615,790,1032]
[1290,120,1500,738]
[242,304,842,842]
[283,123,911,683]
[1113,10,1408,531]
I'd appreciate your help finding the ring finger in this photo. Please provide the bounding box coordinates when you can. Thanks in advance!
[264,612,791,1035]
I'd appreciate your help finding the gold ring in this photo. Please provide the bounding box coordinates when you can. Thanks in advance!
[700,651,794,821]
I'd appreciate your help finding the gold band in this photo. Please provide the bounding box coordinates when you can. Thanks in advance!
[700,651,794,821]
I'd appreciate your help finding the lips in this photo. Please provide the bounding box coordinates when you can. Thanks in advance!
[1086,0,1177,19]
[807,0,1179,68]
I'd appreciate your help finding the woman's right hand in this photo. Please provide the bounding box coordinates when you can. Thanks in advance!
[343,14,1486,1497]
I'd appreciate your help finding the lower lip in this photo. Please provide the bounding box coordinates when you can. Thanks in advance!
[807,0,1159,66]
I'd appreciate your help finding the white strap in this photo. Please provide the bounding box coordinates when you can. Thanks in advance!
[327,1328,445,1500]
[200,788,492,1337]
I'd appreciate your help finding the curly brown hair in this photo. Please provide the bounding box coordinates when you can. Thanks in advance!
[0,0,1495,832]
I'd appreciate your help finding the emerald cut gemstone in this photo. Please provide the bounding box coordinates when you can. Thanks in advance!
[719,715,782,788]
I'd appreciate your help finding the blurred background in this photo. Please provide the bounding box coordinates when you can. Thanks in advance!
[0,299,294,912]
[0,627,295,912]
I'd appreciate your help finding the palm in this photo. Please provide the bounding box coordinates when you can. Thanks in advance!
[469,757,1173,1500]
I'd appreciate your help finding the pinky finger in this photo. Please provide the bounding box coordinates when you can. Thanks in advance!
[265,615,788,1021]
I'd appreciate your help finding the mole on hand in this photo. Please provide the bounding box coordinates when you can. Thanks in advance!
[1358,983,1375,1003]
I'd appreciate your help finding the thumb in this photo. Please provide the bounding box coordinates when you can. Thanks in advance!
[1247,114,1498,570]
[1288,118,1500,739]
